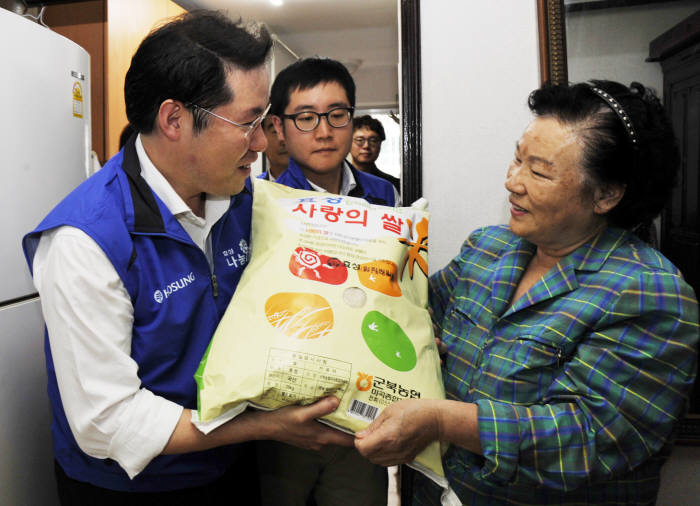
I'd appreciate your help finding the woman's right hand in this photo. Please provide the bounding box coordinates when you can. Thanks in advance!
[354,399,441,466]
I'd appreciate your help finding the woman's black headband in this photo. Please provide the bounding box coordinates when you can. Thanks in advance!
[590,86,638,149]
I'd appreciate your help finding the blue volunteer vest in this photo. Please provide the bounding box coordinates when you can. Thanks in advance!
[274,158,396,206]
[22,137,252,491]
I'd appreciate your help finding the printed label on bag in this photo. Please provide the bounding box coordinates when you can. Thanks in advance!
[260,349,351,405]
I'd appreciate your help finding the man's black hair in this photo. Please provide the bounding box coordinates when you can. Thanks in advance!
[118,124,134,149]
[125,10,272,134]
[269,57,355,116]
[352,115,385,141]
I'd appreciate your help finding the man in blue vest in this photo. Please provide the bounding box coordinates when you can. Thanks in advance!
[268,58,398,207]
[351,115,401,192]
[22,12,351,505]
[259,115,289,181]
[257,57,397,506]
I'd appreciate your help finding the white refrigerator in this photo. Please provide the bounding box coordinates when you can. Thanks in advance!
[0,7,91,505]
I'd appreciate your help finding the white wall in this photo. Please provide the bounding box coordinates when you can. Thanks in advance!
[270,36,298,80]
[282,25,399,109]
[353,63,399,108]
[420,0,540,272]
[566,0,700,94]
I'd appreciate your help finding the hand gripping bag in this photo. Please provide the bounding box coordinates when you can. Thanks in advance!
[194,178,447,486]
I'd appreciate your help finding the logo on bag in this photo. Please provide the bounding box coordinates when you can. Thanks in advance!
[153,272,196,303]
[356,372,373,391]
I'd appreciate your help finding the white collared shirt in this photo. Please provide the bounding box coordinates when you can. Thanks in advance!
[134,136,230,263]
[306,160,358,196]
[307,161,400,204]
[32,135,230,478]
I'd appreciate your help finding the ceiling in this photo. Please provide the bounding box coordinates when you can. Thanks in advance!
[172,0,399,107]
[173,0,397,35]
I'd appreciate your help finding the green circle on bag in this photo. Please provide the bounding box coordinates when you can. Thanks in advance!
[361,311,417,372]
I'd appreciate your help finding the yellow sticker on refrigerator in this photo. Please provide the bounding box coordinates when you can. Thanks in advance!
[72,82,83,118]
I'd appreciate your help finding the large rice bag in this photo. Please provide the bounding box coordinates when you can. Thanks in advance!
[194,178,447,486]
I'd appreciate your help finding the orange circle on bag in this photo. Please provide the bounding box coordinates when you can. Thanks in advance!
[358,260,401,297]
[265,292,334,339]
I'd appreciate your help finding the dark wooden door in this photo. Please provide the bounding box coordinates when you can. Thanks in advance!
[655,18,700,416]
[661,43,700,306]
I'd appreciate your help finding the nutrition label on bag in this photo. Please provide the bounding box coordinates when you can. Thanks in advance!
[261,348,351,404]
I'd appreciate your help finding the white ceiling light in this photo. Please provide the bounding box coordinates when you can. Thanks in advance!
[270,0,284,6]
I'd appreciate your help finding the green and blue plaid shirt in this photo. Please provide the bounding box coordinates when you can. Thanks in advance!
[415,225,699,506]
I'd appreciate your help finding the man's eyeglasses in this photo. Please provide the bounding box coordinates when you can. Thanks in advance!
[352,136,381,148]
[282,107,354,132]
[188,103,271,139]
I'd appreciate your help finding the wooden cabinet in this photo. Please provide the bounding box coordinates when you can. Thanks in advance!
[104,0,185,158]
[45,0,185,163]
[660,45,700,306]
[650,10,700,419]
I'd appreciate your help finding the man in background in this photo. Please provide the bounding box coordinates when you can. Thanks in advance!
[23,12,351,505]
[270,57,398,207]
[259,56,396,506]
[350,115,400,192]
[260,115,288,180]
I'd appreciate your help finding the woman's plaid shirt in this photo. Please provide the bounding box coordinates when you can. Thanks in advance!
[416,225,699,505]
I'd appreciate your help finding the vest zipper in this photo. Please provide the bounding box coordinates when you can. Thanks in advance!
[211,273,218,297]
[206,229,219,298]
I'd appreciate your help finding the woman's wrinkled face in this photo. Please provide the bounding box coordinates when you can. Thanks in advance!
[505,116,605,253]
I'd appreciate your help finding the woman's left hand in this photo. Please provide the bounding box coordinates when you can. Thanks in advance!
[354,399,441,466]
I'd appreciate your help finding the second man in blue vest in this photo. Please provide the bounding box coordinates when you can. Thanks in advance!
[258,57,397,506]
[268,58,398,207]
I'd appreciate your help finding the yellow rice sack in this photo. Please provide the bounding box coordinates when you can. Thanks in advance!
[194,178,447,486]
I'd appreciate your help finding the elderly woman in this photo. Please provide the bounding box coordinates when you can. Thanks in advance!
[355,80,699,505]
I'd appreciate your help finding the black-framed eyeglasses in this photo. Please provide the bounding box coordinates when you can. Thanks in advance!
[188,103,271,139]
[352,136,381,147]
[282,107,354,132]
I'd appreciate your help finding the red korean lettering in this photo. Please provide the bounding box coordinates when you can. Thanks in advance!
[320,205,343,222]
[381,214,404,234]
[344,208,368,226]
